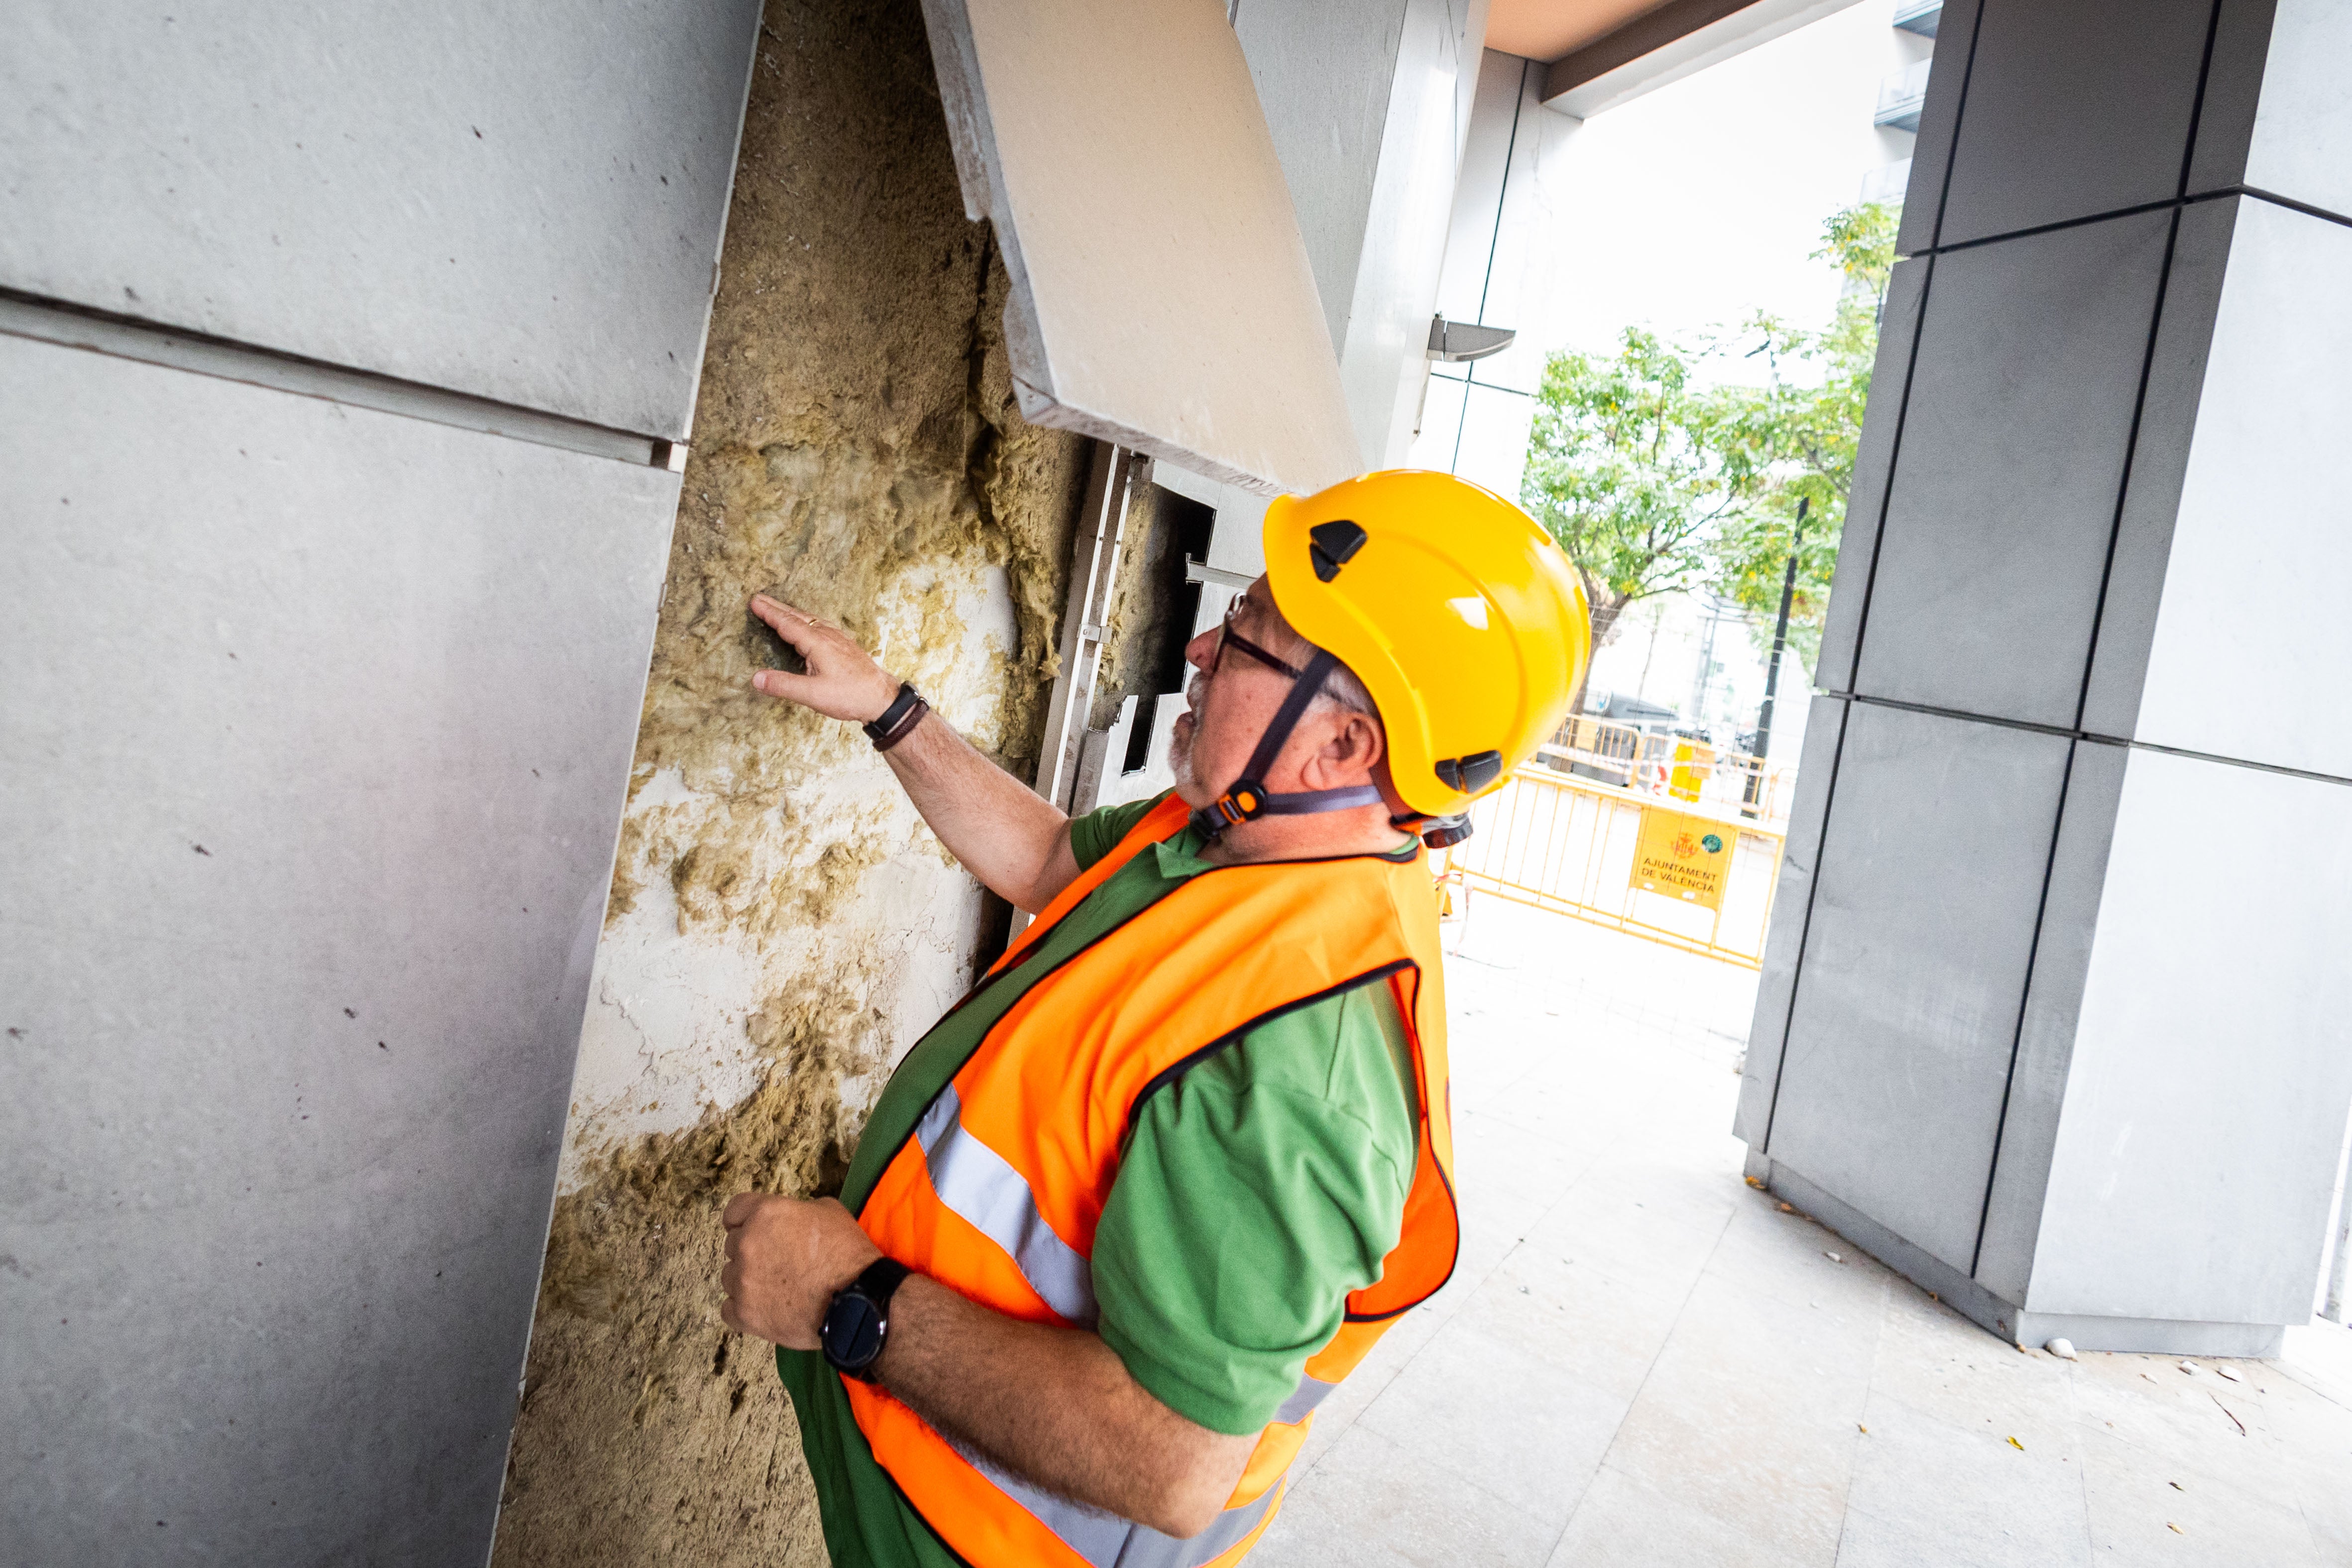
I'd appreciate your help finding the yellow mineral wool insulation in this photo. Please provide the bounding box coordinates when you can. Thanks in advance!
[490,1,1089,1562]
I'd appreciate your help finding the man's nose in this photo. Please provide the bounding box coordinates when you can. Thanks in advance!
[1183,623,1219,674]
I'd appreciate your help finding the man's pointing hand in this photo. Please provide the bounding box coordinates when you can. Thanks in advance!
[748,594,902,724]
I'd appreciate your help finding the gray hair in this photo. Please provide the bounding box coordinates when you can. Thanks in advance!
[1263,614,1378,722]
[1311,655,1378,720]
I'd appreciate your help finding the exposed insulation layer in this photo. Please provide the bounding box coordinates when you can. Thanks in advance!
[491,1,1087,1560]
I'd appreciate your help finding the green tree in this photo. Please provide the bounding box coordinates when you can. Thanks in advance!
[1518,201,1899,710]
[1707,201,1899,671]
[1519,327,1768,714]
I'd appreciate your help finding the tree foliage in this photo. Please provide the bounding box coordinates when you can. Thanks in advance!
[1518,201,1899,696]
[1518,330,1766,708]
[1708,201,1898,670]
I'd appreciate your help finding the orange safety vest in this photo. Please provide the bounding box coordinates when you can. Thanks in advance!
[845,793,1460,1567]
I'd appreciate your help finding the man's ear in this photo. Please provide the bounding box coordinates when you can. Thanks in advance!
[1319,711,1384,775]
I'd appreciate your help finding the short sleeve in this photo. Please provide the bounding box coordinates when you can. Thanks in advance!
[1089,979,1418,1436]
[1067,792,1171,870]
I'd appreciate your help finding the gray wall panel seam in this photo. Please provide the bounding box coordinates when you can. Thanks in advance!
[1843,693,2352,789]
[1837,249,1934,697]
[662,0,767,461]
[0,289,668,468]
[1968,740,2079,1280]
[1758,694,1852,1154]
[2071,204,2188,734]
[2234,184,2352,233]
[1451,55,1532,476]
[1914,186,2352,260]
[1843,0,1978,693]
[2177,0,2231,207]
[1925,0,1987,254]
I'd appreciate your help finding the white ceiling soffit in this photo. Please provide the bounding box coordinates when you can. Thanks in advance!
[919,0,1363,497]
[1542,0,1863,121]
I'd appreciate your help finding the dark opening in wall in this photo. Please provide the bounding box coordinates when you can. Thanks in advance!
[1121,486,1217,775]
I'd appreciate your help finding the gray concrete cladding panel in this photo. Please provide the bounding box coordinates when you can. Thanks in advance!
[1,0,760,439]
[1854,209,2171,729]
[1236,0,1411,358]
[1936,0,2215,247]
[0,339,677,1563]
[2130,197,2352,780]
[2191,0,2352,223]
[2029,750,2352,1326]
[1815,255,1928,694]
[1763,702,2071,1277]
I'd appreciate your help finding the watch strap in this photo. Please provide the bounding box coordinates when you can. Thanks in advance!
[861,683,929,751]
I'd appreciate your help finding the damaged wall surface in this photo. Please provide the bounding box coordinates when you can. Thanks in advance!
[491,2,1091,1561]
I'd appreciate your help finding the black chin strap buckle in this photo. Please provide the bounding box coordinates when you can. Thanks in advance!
[1392,811,1476,850]
[1191,778,1269,839]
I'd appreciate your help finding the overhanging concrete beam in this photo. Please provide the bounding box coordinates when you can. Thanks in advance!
[1540,0,1863,120]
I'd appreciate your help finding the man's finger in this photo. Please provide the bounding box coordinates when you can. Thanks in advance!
[750,595,829,650]
[750,666,824,704]
[722,1192,763,1228]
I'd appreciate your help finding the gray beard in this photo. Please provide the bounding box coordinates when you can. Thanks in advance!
[1167,670,1206,790]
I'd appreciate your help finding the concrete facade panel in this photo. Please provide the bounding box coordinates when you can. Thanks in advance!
[1815,255,1928,695]
[1332,0,1482,467]
[1936,0,2212,247]
[1894,0,1981,256]
[1237,0,1412,357]
[926,0,1367,492]
[0,338,675,1563]
[1735,695,1850,1145]
[1973,740,2129,1302]
[2131,199,2352,780]
[1764,703,2072,1275]
[1,0,760,439]
[2183,0,2280,200]
[2078,199,2237,739]
[2027,749,2352,1327]
[1854,210,2169,728]
[2237,0,2352,221]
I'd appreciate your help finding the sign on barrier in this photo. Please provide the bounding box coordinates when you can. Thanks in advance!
[1631,806,1729,911]
[1439,763,1787,969]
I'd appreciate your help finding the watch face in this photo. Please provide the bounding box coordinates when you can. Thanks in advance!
[823,1291,885,1370]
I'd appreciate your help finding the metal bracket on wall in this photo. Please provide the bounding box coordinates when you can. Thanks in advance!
[1426,315,1517,363]
[1184,558,1253,591]
[1032,441,1147,812]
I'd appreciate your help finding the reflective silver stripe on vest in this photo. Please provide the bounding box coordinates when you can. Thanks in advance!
[1271,1372,1339,1427]
[972,1451,1285,1568]
[917,1086,1098,1326]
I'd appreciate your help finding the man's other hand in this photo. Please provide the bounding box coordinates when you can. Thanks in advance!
[719,1193,882,1348]
[747,595,902,724]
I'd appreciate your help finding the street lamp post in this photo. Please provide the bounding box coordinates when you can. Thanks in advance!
[1743,496,1808,818]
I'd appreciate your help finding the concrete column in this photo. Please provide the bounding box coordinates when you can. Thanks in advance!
[1739,0,2352,1357]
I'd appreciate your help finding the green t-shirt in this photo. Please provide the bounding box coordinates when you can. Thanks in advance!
[777,794,1420,1568]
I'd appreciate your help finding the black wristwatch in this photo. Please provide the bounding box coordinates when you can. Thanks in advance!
[821,1257,913,1381]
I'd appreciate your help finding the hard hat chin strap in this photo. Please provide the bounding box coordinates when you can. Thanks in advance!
[1189,649,1384,841]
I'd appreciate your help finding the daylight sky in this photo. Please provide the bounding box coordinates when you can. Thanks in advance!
[1528,1,1923,377]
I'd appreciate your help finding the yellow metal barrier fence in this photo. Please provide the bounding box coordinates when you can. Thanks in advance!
[1543,716,1796,824]
[1437,761,1788,970]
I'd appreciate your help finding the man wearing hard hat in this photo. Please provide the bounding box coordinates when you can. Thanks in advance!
[718,470,1591,1568]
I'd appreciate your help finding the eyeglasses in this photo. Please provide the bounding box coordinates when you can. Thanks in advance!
[1212,603,1307,682]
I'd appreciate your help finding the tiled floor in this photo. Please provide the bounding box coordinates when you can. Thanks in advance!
[1251,894,2352,1568]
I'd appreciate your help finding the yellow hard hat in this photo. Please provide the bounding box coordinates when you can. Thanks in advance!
[1264,470,1591,818]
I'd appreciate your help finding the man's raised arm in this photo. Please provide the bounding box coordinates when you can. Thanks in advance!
[747,595,1081,914]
